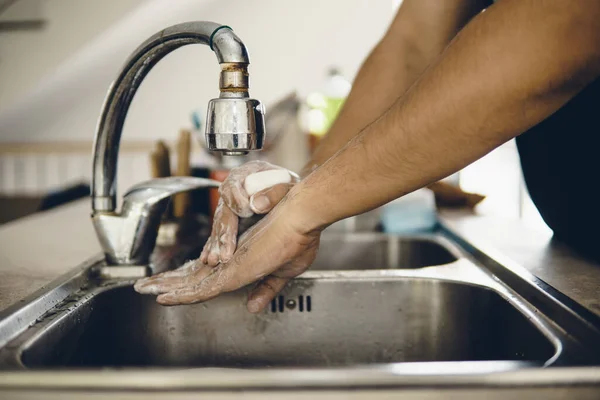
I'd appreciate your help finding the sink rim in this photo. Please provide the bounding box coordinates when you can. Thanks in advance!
[319,231,464,256]
[4,362,600,391]
[313,232,463,270]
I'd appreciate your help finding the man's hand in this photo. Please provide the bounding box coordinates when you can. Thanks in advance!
[199,160,298,267]
[134,194,321,313]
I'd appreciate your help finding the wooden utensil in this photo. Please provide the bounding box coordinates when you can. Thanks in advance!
[149,140,171,179]
[173,129,192,218]
[427,181,485,209]
[149,140,173,219]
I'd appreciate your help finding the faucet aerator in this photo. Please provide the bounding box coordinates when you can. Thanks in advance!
[205,97,265,153]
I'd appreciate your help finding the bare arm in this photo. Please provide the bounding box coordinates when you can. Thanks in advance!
[290,0,600,230]
[303,0,489,176]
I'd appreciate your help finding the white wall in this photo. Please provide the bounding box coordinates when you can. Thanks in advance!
[0,0,145,109]
[0,0,392,144]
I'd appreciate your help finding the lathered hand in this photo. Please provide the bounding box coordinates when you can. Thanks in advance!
[134,185,319,313]
[200,161,298,266]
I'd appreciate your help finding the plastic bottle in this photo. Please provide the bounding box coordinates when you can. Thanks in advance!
[305,67,351,152]
[380,189,438,233]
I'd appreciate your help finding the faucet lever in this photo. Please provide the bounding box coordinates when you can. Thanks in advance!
[123,177,220,206]
[93,177,220,266]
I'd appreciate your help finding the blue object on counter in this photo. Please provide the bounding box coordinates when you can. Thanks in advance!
[381,189,437,234]
[191,110,202,130]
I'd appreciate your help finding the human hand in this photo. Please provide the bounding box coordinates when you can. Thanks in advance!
[199,160,298,267]
[134,193,321,313]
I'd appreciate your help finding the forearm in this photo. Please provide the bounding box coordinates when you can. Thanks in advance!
[291,0,600,231]
[301,0,486,177]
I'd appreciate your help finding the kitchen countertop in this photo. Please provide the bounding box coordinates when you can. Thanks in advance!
[440,209,600,319]
[0,200,100,312]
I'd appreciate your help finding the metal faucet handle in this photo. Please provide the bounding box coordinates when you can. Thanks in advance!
[123,177,220,207]
[94,177,220,266]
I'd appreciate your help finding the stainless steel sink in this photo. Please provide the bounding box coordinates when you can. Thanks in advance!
[18,277,555,368]
[312,233,458,270]
[1,229,600,389]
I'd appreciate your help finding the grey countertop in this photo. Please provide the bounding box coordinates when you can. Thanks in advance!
[0,200,100,312]
[440,209,600,319]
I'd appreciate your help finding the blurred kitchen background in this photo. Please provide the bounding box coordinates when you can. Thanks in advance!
[0,0,547,231]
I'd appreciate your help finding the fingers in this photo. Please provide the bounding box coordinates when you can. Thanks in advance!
[157,217,285,305]
[221,181,253,218]
[134,259,212,295]
[214,204,239,263]
[249,183,295,214]
[152,221,318,307]
[246,276,290,313]
[207,162,297,264]
[199,202,239,266]
[154,273,291,310]
[199,237,213,265]
[242,245,319,312]
[156,264,226,305]
[148,182,316,308]
[219,161,274,218]
[156,279,215,305]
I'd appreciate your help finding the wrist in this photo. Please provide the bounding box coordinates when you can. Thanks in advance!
[282,182,329,235]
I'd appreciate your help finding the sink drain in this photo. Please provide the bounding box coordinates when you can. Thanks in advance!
[270,295,311,313]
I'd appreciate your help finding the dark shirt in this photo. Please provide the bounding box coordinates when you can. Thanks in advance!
[475,0,599,259]
[516,78,600,260]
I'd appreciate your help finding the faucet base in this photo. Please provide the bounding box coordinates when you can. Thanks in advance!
[95,265,150,280]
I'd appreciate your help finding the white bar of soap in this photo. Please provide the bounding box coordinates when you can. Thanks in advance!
[244,169,292,196]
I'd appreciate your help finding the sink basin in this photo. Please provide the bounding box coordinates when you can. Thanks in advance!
[312,233,458,270]
[2,228,599,383]
[20,277,555,368]
[2,228,600,392]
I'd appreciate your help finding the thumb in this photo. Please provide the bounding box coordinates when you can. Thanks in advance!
[249,183,295,214]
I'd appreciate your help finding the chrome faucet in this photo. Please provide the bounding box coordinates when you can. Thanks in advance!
[91,22,265,266]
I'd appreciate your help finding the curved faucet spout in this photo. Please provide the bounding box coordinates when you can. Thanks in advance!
[91,21,265,265]
[92,21,260,213]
